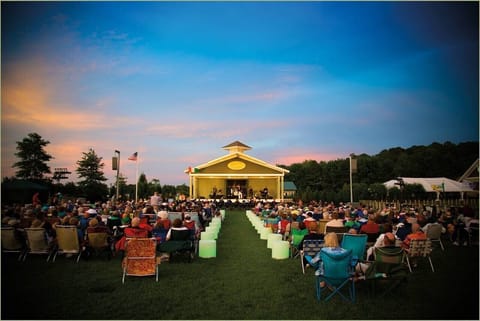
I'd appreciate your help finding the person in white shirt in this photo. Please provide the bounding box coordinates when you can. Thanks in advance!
[150,192,161,207]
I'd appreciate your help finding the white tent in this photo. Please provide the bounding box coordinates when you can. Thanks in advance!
[384,177,476,200]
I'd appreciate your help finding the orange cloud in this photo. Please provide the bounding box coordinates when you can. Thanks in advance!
[274,152,344,165]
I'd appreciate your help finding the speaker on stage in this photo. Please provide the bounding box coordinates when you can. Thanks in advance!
[112,157,118,170]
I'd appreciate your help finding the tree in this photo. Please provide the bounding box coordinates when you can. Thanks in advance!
[175,184,189,196]
[138,173,149,199]
[149,178,162,196]
[76,148,108,202]
[13,133,53,181]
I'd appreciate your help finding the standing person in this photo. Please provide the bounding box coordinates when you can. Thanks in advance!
[202,202,213,225]
[262,187,269,199]
[32,192,41,207]
[212,186,217,199]
[150,192,161,207]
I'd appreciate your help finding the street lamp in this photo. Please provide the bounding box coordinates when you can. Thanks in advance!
[349,153,356,205]
[115,150,120,201]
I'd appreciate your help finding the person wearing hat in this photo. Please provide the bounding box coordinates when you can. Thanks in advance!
[152,214,170,244]
[79,209,95,232]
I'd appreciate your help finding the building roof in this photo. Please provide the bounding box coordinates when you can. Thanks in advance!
[185,141,289,174]
[284,181,297,191]
[222,141,252,154]
[458,158,479,183]
[222,141,252,150]
[384,177,475,193]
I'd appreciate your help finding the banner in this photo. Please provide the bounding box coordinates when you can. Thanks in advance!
[351,158,357,173]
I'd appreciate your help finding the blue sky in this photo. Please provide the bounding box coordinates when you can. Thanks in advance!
[2,1,478,186]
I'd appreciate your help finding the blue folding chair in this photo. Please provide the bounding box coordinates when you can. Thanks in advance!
[316,248,356,303]
[341,233,368,271]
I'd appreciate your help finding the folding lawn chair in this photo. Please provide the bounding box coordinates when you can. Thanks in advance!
[315,248,356,302]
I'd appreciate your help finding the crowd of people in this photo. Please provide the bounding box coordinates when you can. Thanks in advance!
[1,193,224,258]
[2,192,478,262]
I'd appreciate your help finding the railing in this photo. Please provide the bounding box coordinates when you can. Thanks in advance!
[359,199,478,212]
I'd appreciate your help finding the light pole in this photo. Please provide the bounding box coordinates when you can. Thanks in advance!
[115,150,120,201]
[349,153,356,205]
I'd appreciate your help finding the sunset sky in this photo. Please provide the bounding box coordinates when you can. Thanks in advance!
[2,1,478,186]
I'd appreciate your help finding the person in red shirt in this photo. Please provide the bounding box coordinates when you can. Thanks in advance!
[402,223,426,249]
[360,214,380,234]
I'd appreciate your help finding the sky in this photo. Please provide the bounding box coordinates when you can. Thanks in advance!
[2,1,479,187]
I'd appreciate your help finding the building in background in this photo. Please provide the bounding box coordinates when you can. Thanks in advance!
[185,141,289,201]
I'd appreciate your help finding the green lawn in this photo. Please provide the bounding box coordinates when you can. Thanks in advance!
[2,210,479,320]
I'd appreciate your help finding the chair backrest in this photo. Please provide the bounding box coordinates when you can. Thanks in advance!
[87,232,109,249]
[1,227,24,251]
[125,238,156,257]
[374,246,405,264]
[107,217,122,230]
[320,248,353,281]
[124,238,157,276]
[170,229,191,241]
[168,212,183,224]
[408,239,432,257]
[426,224,442,239]
[291,229,308,247]
[55,225,80,252]
[341,234,368,260]
[302,239,324,257]
[24,228,50,252]
[124,227,149,238]
[325,225,348,234]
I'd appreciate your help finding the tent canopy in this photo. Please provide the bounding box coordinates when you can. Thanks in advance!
[384,177,475,193]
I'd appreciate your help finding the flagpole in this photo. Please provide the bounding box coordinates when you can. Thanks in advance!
[135,153,139,204]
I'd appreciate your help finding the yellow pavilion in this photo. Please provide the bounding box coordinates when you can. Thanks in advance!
[185,141,289,200]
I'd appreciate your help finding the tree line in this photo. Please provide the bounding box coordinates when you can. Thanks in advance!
[2,133,188,204]
[278,141,478,203]
[2,133,478,204]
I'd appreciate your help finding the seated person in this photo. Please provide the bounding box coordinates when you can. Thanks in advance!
[366,231,398,260]
[299,222,324,250]
[166,218,190,241]
[86,218,113,252]
[86,218,110,234]
[312,207,323,221]
[304,232,349,286]
[359,214,380,235]
[394,221,412,241]
[324,211,344,233]
[59,217,86,248]
[277,212,291,238]
[115,217,150,253]
[303,212,318,231]
[183,214,198,239]
[152,220,168,244]
[402,223,426,249]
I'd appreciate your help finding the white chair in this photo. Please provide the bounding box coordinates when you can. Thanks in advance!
[425,223,444,251]
[405,239,434,273]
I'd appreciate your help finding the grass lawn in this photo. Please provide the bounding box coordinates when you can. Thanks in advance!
[2,210,479,320]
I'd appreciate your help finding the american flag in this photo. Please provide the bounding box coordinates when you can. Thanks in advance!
[128,152,138,161]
